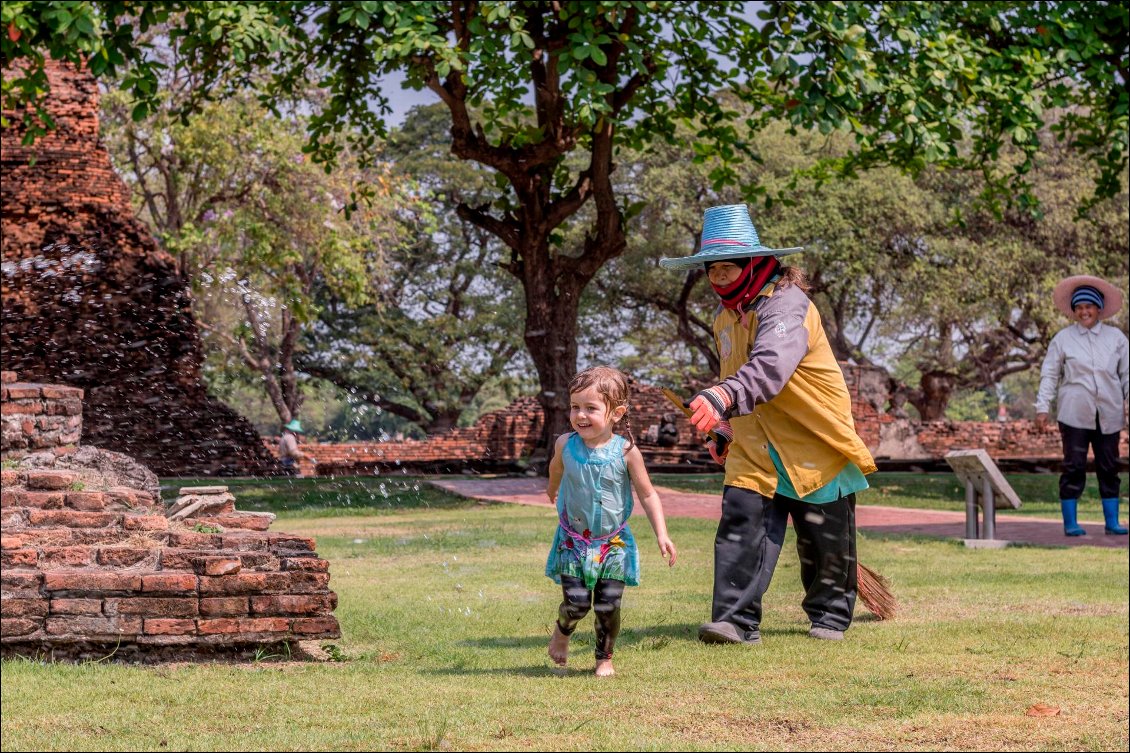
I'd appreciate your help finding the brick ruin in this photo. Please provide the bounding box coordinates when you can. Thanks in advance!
[274,365,1129,476]
[1,371,340,661]
[1,60,277,476]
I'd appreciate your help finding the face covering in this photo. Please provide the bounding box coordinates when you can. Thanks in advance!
[709,255,781,312]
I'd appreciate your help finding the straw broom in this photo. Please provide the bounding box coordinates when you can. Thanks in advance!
[857,562,896,620]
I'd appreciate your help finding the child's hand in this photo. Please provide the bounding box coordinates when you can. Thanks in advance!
[658,536,677,567]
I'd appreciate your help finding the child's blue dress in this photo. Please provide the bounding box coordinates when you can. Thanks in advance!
[545,433,640,589]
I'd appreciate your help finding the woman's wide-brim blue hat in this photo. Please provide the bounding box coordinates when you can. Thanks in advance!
[659,204,803,270]
[284,419,305,434]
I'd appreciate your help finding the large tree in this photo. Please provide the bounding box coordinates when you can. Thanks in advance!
[299,104,526,435]
[4,1,1126,450]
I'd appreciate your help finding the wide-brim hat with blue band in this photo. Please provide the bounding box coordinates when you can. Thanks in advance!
[1052,275,1124,320]
[659,204,803,270]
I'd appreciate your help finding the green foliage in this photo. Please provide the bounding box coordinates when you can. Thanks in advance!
[5,1,1127,431]
[190,523,221,534]
[100,84,411,427]
[943,388,996,422]
[67,481,85,492]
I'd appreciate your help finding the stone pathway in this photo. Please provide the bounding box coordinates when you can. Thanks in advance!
[429,477,1128,549]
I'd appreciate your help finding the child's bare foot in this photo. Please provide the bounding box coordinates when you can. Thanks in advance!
[594,659,615,677]
[548,625,570,666]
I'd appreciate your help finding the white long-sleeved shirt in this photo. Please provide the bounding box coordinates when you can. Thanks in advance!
[1035,321,1130,434]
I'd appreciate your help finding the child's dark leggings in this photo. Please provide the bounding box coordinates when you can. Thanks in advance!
[557,575,625,660]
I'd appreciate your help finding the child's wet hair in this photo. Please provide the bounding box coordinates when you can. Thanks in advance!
[568,366,636,450]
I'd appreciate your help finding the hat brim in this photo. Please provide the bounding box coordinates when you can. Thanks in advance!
[659,245,804,270]
[1053,275,1124,320]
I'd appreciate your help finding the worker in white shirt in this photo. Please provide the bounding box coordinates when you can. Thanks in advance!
[1036,275,1129,536]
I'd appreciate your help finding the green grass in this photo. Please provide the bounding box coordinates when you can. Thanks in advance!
[654,472,1130,521]
[3,479,1127,751]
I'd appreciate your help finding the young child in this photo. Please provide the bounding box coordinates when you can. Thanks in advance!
[545,366,677,677]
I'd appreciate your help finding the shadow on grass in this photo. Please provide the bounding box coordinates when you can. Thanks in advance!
[457,622,702,653]
[859,530,1074,550]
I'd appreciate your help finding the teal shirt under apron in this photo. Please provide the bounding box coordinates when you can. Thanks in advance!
[768,444,869,503]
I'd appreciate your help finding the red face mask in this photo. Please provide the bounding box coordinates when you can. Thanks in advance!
[710,256,781,311]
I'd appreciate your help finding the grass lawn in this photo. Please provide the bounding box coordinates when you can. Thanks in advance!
[2,477,1127,751]
[654,472,1130,521]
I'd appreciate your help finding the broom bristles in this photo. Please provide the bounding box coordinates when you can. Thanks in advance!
[857,562,897,620]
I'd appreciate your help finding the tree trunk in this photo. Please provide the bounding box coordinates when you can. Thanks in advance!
[910,370,956,421]
[523,256,584,467]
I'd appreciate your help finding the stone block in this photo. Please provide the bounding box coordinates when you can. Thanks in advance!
[1,533,29,549]
[43,571,143,594]
[198,573,267,595]
[39,546,96,568]
[0,598,49,618]
[122,515,168,531]
[280,557,330,572]
[50,598,103,615]
[1,618,42,637]
[198,597,249,617]
[1,570,44,594]
[65,491,107,511]
[103,597,198,617]
[139,573,198,594]
[290,617,341,636]
[143,618,197,635]
[191,557,242,577]
[20,491,66,509]
[262,572,331,594]
[45,616,142,636]
[249,593,337,615]
[166,532,221,549]
[97,547,160,568]
[27,510,118,528]
[23,470,76,490]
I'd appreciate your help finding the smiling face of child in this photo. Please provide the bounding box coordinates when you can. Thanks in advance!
[569,385,626,447]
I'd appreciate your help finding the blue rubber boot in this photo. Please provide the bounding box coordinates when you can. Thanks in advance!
[1101,498,1128,535]
[1060,499,1086,536]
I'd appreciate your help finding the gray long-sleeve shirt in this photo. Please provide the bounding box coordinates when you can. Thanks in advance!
[1035,321,1129,434]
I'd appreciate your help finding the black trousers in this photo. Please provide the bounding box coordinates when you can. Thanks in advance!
[712,485,857,633]
[1058,420,1122,500]
[557,575,625,660]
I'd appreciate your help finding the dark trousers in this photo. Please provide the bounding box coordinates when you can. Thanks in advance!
[712,485,857,633]
[557,575,625,660]
[1059,421,1122,500]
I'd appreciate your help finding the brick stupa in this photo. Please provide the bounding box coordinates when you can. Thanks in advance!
[1,59,277,476]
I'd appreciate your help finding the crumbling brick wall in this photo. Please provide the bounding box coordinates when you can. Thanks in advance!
[1,60,277,476]
[1,372,339,661]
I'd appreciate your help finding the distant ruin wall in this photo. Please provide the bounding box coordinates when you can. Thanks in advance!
[1,60,277,476]
[268,368,1128,475]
